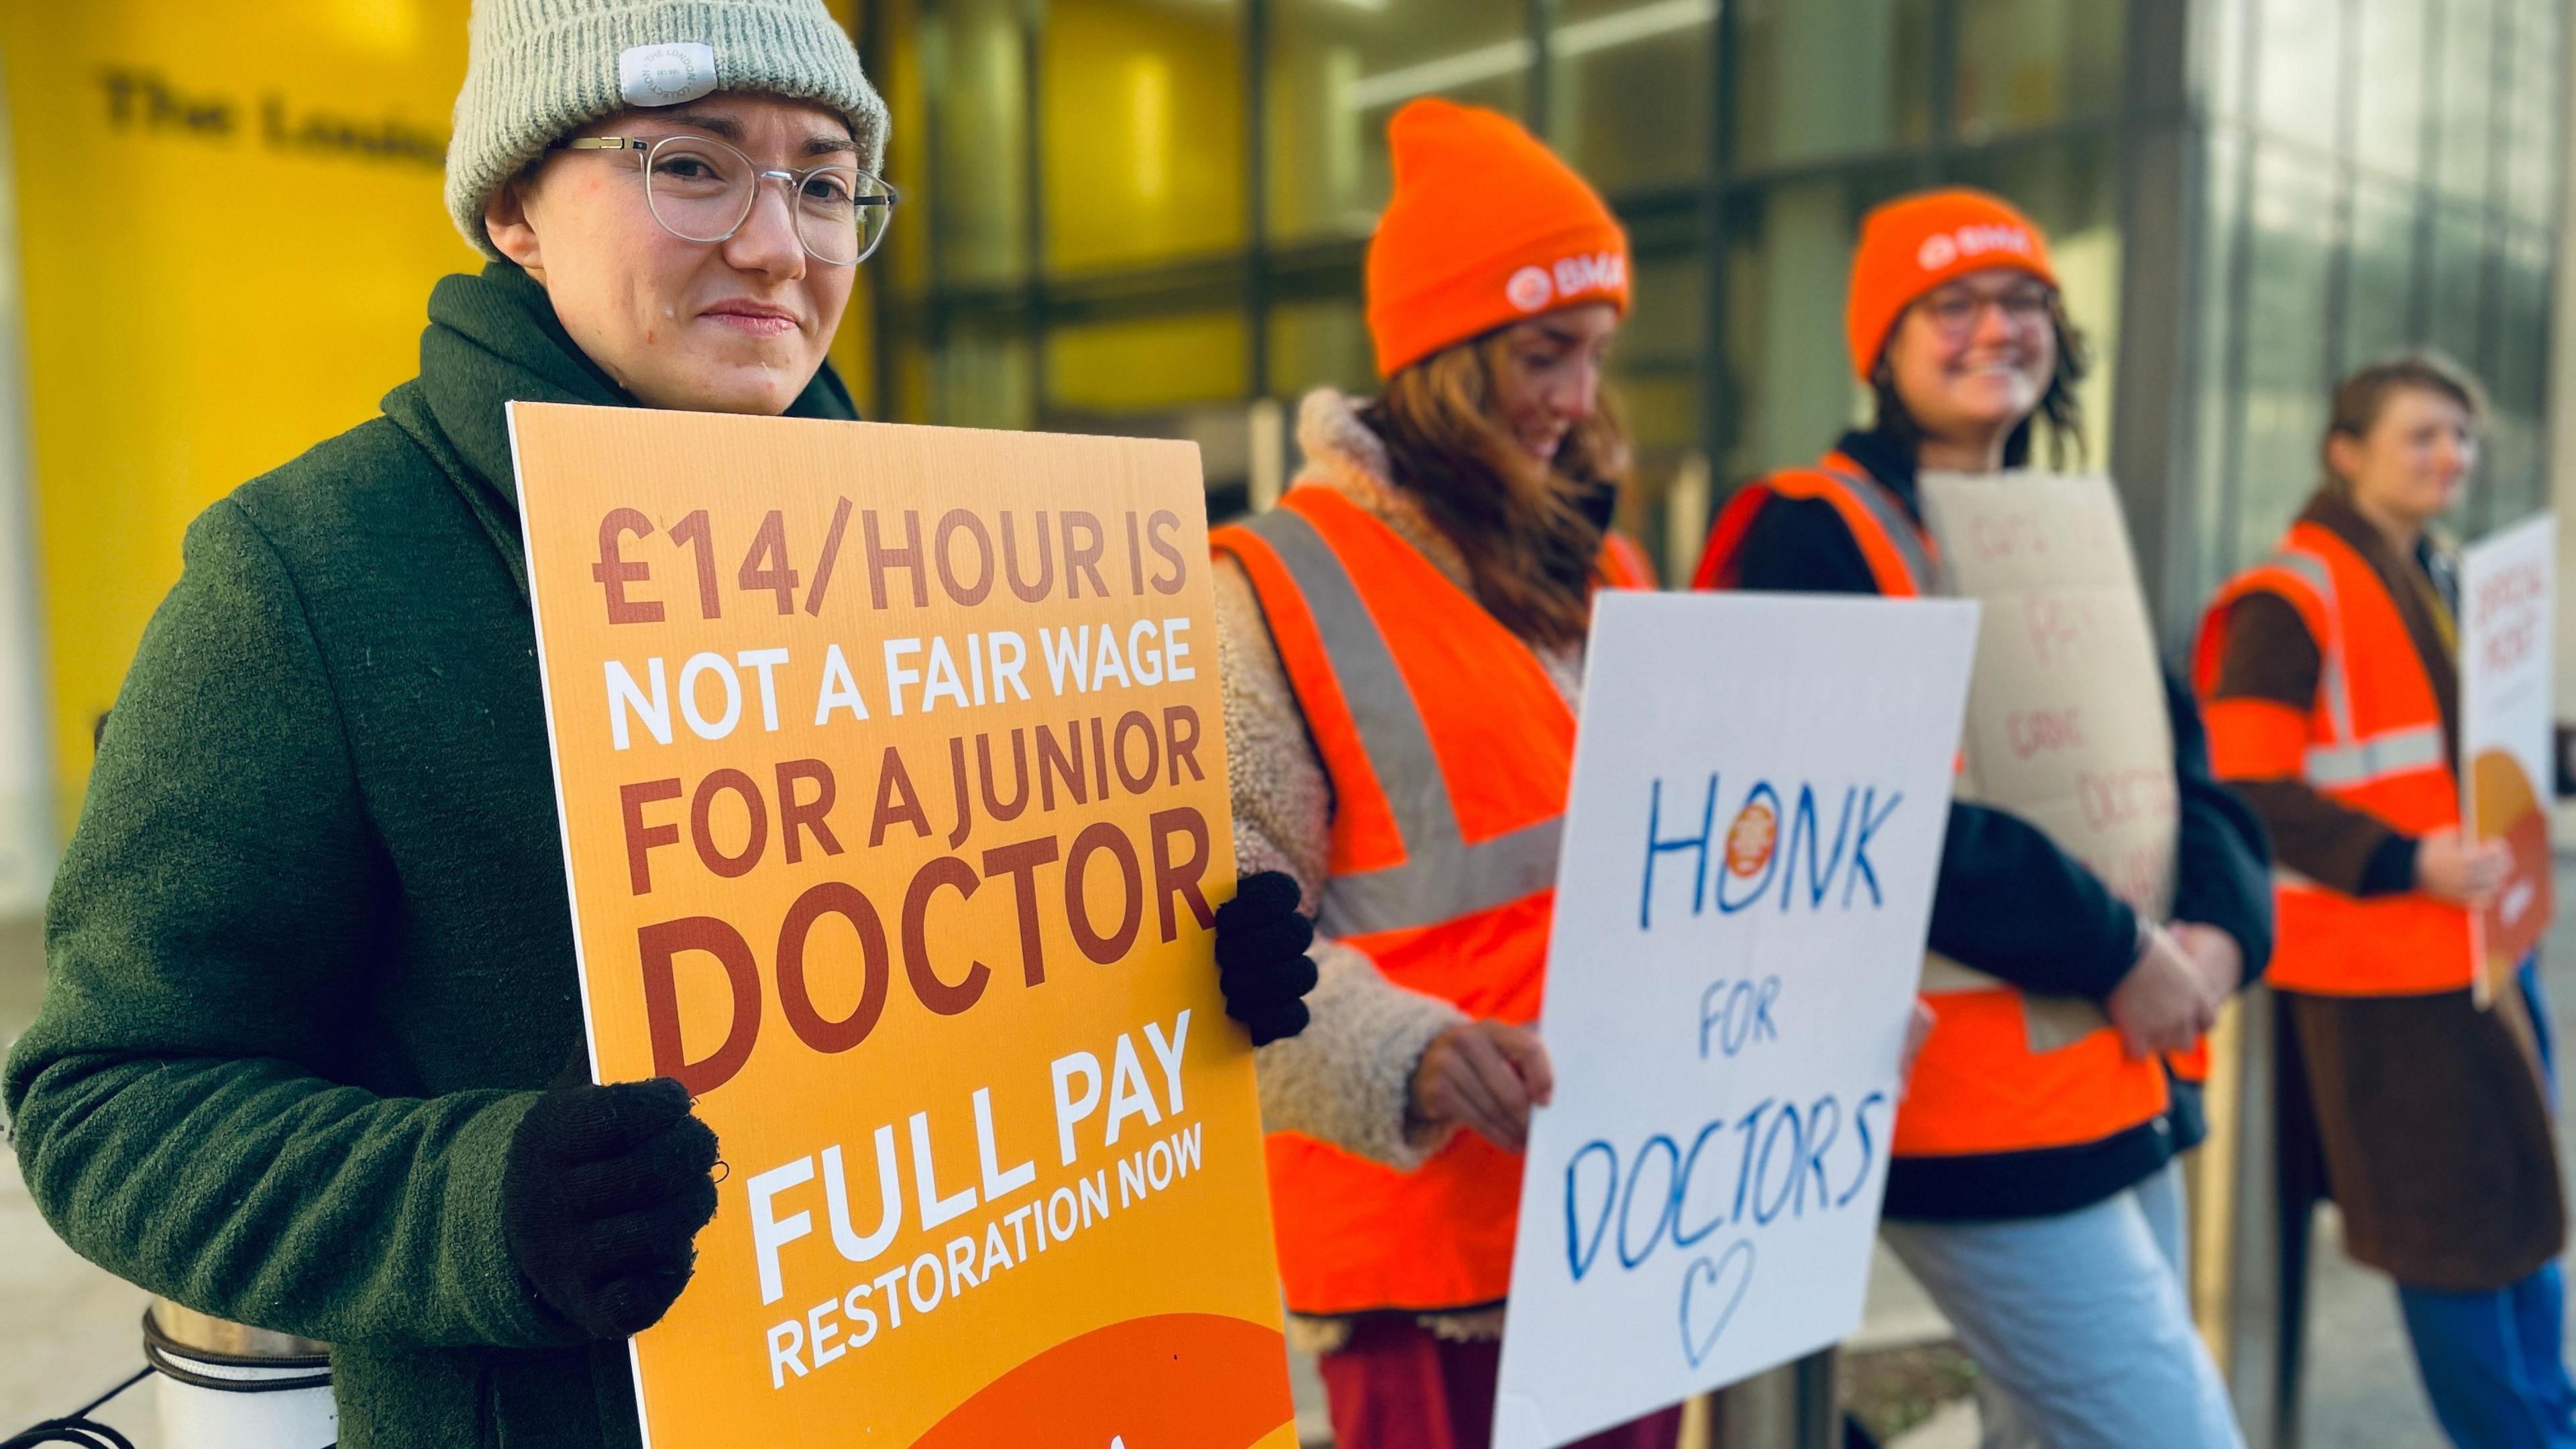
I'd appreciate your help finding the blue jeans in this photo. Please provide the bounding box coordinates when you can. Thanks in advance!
[2391,959,2576,1449]
[2398,1267,2576,1449]
[1882,1162,2245,1449]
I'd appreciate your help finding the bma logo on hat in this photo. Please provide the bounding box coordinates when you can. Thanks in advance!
[1552,251,1627,300]
[621,42,720,108]
[1506,266,1555,313]
[1507,252,1626,313]
[1918,223,2033,272]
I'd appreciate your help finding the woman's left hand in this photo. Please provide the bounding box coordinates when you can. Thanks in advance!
[2170,922,2244,1008]
[1213,871,1322,1045]
[1411,1020,1554,1152]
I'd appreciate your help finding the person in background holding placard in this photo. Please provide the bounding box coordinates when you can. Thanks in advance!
[1,3,1320,1446]
[2197,354,2575,1449]
[1210,99,1668,1449]
[1693,188,2270,1448]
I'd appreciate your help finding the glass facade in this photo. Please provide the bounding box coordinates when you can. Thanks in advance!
[2183,0,2567,628]
[858,0,2565,641]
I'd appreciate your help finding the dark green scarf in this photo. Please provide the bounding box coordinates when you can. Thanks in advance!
[384,262,859,596]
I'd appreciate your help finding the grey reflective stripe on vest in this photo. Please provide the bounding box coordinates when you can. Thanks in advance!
[2262,545,2447,790]
[2266,547,2359,741]
[1817,467,1938,595]
[1238,507,1565,938]
[2305,722,2448,788]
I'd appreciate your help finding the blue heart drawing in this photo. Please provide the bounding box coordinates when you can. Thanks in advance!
[1678,1239,1756,1368]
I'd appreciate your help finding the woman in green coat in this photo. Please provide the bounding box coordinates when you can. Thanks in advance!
[1,3,1316,1446]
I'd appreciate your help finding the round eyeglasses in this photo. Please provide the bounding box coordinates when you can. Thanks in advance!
[563,133,896,266]
[1916,280,2055,341]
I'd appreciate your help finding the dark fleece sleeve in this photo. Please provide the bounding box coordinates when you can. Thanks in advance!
[2209,592,2419,896]
[1731,494,2141,998]
[2167,668,2275,981]
[1927,809,2142,999]
[1729,493,1880,596]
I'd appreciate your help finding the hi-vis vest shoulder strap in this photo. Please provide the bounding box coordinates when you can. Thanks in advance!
[1212,485,1605,1315]
[1217,494,1574,945]
[1599,528,1658,592]
[2195,521,2470,996]
[2196,539,2449,792]
[1697,458,2169,1159]
[1692,454,1940,597]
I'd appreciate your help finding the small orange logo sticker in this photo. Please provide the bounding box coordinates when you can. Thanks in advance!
[1725,800,1776,879]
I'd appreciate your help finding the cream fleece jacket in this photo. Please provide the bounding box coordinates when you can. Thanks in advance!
[1222,389,1585,1348]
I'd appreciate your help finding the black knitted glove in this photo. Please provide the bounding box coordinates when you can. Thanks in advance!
[502,1077,720,1340]
[1213,871,1320,1046]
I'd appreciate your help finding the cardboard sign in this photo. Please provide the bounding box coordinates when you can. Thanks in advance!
[1916,472,2178,1047]
[1492,592,1979,1448]
[2461,513,2557,1003]
[508,402,1293,1448]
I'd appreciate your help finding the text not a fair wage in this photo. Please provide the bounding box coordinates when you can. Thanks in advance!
[600,613,1198,750]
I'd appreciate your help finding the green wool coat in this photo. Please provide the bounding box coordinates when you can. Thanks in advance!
[4,262,856,1449]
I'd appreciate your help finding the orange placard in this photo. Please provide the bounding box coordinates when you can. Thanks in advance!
[508,402,1291,1447]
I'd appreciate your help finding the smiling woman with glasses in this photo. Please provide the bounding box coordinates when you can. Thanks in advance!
[480,94,880,415]
[1693,187,2270,1449]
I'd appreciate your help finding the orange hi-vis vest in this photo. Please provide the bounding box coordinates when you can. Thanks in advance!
[1696,458,2173,1158]
[2194,522,2469,996]
[1211,486,1648,1316]
[1692,452,1931,593]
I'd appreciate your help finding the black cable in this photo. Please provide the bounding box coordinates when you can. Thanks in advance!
[56,1370,146,1429]
[0,1424,136,1449]
[2,1365,148,1449]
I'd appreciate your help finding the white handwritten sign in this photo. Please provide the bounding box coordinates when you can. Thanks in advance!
[1491,592,1979,1448]
[2461,512,2557,1002]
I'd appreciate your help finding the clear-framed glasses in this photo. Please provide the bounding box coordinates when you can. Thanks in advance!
[564,133,896,266]
[1917,278,2055,340]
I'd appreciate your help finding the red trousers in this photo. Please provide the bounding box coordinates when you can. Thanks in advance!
[1316,1316,1686,1449]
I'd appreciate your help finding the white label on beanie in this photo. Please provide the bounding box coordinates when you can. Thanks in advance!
[1918,224,2031,272]
[621,42,720,108]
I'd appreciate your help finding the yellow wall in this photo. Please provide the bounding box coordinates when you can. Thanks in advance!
[5,0,476,830]
[1046,310,1246,412]
[1040,0,1242,277]
[7,0,877,830]
[1027,0,1247,418]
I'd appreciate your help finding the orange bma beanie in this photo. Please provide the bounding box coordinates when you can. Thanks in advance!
[1365,98,1631,378]
[1844,187,2057,380]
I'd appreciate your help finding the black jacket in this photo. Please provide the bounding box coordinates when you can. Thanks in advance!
[1729,430,2274,1220]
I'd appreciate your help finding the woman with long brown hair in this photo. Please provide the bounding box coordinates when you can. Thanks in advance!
[1208,97,1664,1448]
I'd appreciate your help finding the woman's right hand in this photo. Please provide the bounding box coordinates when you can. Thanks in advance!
[502,1077,720,1340]
[1409,1020,1554,1153]
[2415,827,2512,908]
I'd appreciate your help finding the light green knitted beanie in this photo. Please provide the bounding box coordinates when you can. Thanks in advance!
[446,0,890,258]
